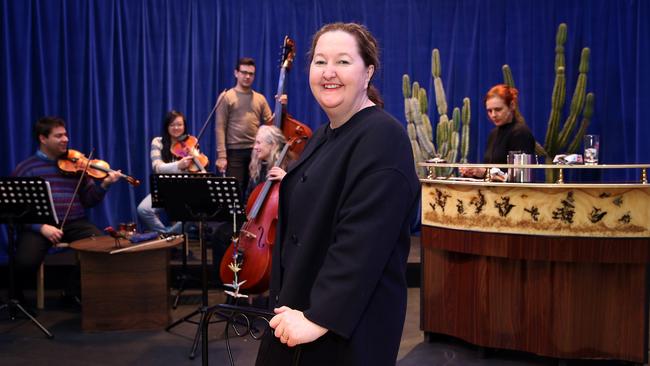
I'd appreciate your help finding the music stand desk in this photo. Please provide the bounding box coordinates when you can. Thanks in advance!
[70,235,183,332]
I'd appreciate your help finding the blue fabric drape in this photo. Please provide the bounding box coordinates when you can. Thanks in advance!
[2,0,648,261]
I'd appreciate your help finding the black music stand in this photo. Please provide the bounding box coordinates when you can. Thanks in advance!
[0,177,57,339]
[155,174,244,365]
[151,173,216,309]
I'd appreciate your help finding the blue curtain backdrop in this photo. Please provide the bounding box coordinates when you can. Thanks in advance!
[2,0,649,261]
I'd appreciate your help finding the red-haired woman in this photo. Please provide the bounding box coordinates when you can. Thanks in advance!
[460,84,536,178]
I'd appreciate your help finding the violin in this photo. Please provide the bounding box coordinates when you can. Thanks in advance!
[57,149,140,187]
[270,36,312,155]
[219,137,297,294]
[171,134,209,173]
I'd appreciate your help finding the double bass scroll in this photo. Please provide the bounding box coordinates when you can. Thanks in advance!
[270,36,312,155]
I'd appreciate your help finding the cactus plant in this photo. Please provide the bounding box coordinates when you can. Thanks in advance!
[431,49,471,176]
[503,23,595,181]
[403,75,433,177]
[403,49,471,178]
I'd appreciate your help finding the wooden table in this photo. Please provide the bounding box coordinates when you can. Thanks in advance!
[70,235,183,331]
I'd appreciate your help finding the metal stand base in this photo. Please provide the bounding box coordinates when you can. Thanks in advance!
[0,299,53,339]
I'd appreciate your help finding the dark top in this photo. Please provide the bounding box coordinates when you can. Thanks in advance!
[255,106,420,366]
[244,164,268,203]
[483,120,536,164]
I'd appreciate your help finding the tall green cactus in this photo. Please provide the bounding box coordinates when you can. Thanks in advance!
[403,75,434,177]
[460,98,471,163]
[403,49,471,177]
[503,23,595,181]
[431,49,470,175]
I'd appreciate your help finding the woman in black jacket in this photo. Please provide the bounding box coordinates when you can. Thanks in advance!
[255,22,420,366]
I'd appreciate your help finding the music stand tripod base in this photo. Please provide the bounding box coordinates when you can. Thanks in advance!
[0,177,57,339]
[154,174,244,364]
[150,175,201,309]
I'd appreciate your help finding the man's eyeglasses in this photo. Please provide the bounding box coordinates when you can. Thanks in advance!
[238,70,255,76]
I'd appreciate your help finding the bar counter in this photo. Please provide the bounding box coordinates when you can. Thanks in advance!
[420,163,650,364]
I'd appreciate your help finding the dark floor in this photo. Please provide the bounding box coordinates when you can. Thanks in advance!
[0,236,642,365]
[2,288,633,366]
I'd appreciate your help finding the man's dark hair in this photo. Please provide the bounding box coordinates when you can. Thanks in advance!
[33,116,66,141]
[236,57,255,71]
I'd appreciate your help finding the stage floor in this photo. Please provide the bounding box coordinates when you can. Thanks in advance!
[0,235,634,365]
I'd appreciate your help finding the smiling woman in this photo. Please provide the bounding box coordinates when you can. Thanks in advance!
[255,23,420,366]
[309,31,375,127]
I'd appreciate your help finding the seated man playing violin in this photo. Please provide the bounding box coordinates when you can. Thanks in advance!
[11,116,122,304]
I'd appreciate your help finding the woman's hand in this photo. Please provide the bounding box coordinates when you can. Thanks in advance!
[459,166,486,178]
[177,156,194,170]
[267,167,287,181]
[270,306,327,347]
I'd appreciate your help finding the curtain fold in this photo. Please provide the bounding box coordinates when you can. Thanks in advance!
[1,0,648,260]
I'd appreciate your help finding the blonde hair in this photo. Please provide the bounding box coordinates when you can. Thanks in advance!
[249,125,286,182]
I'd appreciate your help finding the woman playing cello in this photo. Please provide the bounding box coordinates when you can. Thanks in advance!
[216,125,290,290]
[245,125,289,201]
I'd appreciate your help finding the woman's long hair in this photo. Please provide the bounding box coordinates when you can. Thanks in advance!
[249,125,286,182]
[161,110,186,163]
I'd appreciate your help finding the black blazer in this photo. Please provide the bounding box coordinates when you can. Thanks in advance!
[256,106,420,366]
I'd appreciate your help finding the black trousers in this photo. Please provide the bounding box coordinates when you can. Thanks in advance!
[15,218,103,295]
[226,148,252,201]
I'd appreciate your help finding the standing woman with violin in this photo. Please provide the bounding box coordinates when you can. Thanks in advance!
[11,116,122,302]
[137,110,198,234]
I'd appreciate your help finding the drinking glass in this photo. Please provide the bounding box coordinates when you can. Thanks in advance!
[583,134,600,165]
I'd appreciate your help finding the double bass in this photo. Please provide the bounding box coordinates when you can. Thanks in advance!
[270,36,312,154]
[218,37,311,293]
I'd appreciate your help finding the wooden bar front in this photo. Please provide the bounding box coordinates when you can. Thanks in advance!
[421,208,650,363]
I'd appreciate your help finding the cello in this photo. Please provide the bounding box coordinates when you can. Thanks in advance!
[219,137,297,294]
[270,36,312,155]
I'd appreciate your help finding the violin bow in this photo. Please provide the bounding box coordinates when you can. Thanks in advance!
[195,88,228,174]
[196,89,227,141]
[60,148,95,229]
